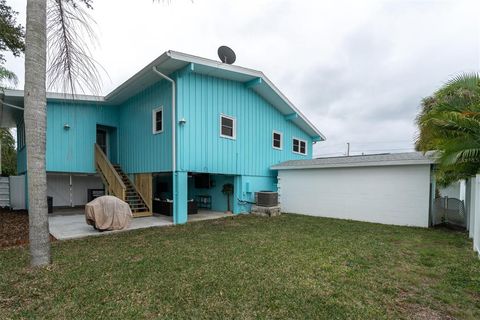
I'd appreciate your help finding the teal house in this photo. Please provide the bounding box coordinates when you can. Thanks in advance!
[1,51,325,224]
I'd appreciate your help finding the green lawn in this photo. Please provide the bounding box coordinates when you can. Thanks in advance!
[1,214,479,319]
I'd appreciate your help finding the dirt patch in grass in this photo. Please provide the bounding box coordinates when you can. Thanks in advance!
[0,208,56,248]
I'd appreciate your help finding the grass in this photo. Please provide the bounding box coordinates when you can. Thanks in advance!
[0,214,479,319]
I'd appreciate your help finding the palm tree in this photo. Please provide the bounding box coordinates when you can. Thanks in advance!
[24,0,50,267]
[416,73,480,186]
[24,0,100,267]
[25,0,172,266]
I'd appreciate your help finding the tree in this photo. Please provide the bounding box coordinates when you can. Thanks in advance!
[25,0,99,267]
[0,128,16,176]
[0,0,24,88]
[0,1,23,177]
[25,0,171,267]
[416,73,480,186]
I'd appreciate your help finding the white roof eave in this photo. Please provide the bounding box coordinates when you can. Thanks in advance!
[271,160,435,170]
[105,50,325,140]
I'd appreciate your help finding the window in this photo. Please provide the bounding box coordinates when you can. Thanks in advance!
[292,138,307,155]
[272,131,282,150]
[152,107,163,134]
[220,114,236,139]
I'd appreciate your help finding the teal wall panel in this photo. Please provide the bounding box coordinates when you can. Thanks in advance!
[118,79,173,174]
[188,174,234,212]
[234,175,277,213]
[46,101,119,173]
[176,71,313,177]
[17,146,26,174]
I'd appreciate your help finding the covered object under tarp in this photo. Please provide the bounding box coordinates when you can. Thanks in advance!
[85,196,132,231]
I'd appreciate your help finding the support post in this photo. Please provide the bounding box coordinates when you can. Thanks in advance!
[173,171,188,224]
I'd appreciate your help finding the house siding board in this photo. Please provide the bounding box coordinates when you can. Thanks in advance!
[17,147,26,174]
[45,101,119,173]
[177,72,312,177]
[118,79,173,174]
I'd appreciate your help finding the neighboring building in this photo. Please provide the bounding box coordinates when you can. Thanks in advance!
[0,50,325,224]
[272,152,436,227]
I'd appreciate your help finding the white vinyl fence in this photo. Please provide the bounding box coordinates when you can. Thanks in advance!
[466,175,480,256]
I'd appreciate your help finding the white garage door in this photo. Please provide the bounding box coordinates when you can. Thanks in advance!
[278,165,431,227]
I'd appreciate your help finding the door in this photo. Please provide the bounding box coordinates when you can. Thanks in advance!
[96,128,108,156]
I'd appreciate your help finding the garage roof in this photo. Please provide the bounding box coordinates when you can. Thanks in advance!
[271,152,436,170]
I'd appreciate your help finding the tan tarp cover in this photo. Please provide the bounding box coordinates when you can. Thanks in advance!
[85,196,133,231]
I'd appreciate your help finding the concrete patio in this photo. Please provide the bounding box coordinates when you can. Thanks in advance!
[48,209,231,240]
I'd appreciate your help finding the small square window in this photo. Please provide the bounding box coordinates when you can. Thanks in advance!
[152,107,163,134]
[220,115,236,139]
[273,131,282,149]
[293,138,307,155]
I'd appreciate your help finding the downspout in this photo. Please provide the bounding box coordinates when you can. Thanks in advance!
[152,66,176,172]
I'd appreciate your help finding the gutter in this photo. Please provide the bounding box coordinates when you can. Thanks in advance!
[152,66,176,172]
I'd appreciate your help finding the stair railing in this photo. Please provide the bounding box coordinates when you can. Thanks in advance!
[94,143,126,201]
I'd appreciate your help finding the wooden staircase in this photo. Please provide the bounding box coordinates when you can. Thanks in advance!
[112,164,151,217]
[94,144,152,218]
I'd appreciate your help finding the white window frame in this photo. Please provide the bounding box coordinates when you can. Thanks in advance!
[152,106,163,134]
[292,137,307,155]
[220,114,236,140]
[272,130,283,150]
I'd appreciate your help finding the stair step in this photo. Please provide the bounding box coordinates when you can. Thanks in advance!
[130,203,145,209]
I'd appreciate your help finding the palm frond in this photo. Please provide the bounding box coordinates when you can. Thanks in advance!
[444,72,480,93]
[47,0,105,95]
[0,65,18,89]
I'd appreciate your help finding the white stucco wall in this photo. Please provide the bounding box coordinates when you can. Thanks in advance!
[278,164,431,227]
[47,174,103,207]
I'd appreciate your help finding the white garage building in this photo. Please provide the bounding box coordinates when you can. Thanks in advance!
[272,152,436,227]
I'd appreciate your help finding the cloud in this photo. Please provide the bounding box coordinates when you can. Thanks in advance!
[4,0,479,157]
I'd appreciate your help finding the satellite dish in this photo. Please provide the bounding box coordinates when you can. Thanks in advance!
[217,46,236,64]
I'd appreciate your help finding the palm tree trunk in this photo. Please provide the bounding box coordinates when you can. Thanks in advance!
[25,0,50,267]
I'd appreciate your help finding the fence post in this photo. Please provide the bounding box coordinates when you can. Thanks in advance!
[465,179,471,232]
[469,176,476,239]
[474,174,480,255]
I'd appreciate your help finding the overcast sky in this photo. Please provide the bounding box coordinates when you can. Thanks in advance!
[4,0,480,157]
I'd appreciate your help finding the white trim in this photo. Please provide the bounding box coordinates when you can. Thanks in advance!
[152,106,164,134]
[220,114,236,140]
[292,137,307,155]
[272,130,283,150]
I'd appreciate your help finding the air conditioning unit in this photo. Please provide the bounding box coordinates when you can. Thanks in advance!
[256,191,278,207]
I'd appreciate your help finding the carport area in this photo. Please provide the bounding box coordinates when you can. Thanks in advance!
[48,208,230,240]
[272,152,436,227]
